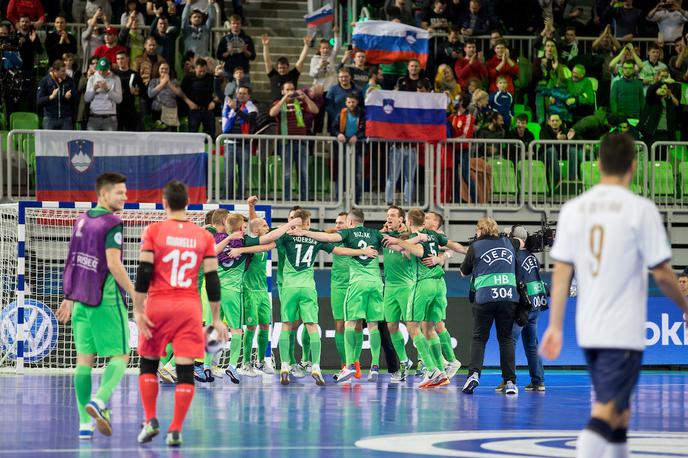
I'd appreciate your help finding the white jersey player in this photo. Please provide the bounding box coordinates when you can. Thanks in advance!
[540,133,688,458]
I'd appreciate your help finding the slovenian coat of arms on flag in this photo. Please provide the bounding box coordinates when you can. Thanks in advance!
[352,20,430,68]
[365,90,448,143]
[304,4,334,27]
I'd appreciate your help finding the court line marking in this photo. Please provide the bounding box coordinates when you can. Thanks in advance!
[0,446,360,454]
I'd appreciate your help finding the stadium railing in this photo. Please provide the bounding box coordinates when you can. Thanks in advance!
[434,138,526,211]
[214,133,344,209]
[650,142,688,210]
[527,140,649,210]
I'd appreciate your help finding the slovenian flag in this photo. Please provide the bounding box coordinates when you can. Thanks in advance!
[352,20,430,68]
[365,89,448,142]
[35,130,209,203]
[304,4,334,27]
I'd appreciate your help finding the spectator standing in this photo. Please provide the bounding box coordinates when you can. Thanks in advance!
[309,29,341,89]
[639,75,680,146]
[181,58,219,137]
[562,0,597,35]
[534,39,566,123]
[538,112,567,186]
[647,0,688,43]
[120,0,145,26]
[79,0,112,24]
[16,14,41,76]
[560,26,579,66]
[81,9,107,72]
[118,11,145,63]
[325,67,362,135]
[639,43,669,88]
[383,0,415,24]
[609,60,645,119]
[63,53,77,79]
[45,15,77,66]
[37,60,78,130]
[6,0,45,26]
[450,92,477,203]
[454,39,488,91]
[151,14,180,68]
[77,56,98,129]
[338,49,369,88]
[468,88,490,129]
[396,58,430,92]
[434,64,462,112]
[566,64,596,121]
[434,27,464,71]
[336,93,366,202]
[363,65,384,97]
[268,81,319,201]
[461,0,493,36]
[486,39,519,93]
[489,76,514,127]
[261,33,311,101]
[148,61,184,130]
[113,50,145,131]
[133,37,166,86]
[181,0,216,56]
[669,36,688,81]
[221,85,258,199]
[607,0,643,41]
[214,64,250,101]
[93,27,127,66]
[216,14,256,78]
[591,25,621,107]
[84,57,122,131]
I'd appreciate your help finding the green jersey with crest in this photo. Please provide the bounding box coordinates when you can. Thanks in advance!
[383,230,416,285]
[217,234,260,290]
[244,248,268,291]
[331,242,350,288]
[276,234,334,289]
[337,226,383,284]
[413,229,449,280]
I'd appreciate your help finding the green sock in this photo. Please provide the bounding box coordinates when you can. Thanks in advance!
[229,333,242,366]
[74,365,92,424]
[369,329,381,366]
[391,331,408,363]
[334,331,346,365]
[428,335,443,370]
[344,327,356,366]
[289,330,297,365]
[354,330,363,362]
[279,330,290,367]
[413,334,436,371]
[257,329,269,363]
[95,358,126,404]
[160,344,174,365]
[301,327,311,363]
[309,332,321,366]
[438,330,457,362]
[243,329,255,366]
[204,352,213,366]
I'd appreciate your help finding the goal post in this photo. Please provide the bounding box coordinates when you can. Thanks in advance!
[0,201,272,373]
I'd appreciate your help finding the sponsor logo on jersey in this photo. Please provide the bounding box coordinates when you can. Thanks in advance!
[480,248,514,266]
[0,299,58,363]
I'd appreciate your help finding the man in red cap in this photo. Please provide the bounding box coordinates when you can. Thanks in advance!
[93,26,127,65]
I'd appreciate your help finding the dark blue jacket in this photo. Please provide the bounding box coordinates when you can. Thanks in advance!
[36,73,78,119]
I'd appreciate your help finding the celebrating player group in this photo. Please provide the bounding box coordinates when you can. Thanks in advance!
[57,172,470,446]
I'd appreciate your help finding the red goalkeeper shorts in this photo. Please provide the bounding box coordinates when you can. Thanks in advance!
[137,298,204,359]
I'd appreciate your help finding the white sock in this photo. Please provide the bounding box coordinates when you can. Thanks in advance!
[577,429,609,458]
[312,364,321,373]
[603,443,629,458]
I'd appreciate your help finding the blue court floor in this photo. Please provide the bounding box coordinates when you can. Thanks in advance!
[0,371,687,457]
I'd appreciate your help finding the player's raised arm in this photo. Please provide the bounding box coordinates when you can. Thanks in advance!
[215,230,244,254]
[291,228,343,243]
[133,250,156,340]
[332,246,379,258]
[383,234,425,258]
[443,240,468,255]
[228,242,276,259]
[258,217,303,244]
[247,195,258,222]
[201,256,229,342]
[539,260,574,360]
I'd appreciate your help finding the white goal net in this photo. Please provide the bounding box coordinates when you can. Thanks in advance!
[0,204,213,371]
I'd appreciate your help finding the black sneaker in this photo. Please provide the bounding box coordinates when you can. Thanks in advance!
[137,418,160,444]
[462,372,480,394]
[166,430,183,447]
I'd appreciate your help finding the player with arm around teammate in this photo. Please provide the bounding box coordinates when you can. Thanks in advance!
[133,181,229,447]
[57,172,136,440]
[540,133,688,458]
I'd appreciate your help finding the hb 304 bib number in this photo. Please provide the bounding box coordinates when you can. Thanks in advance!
[490,287,513,299]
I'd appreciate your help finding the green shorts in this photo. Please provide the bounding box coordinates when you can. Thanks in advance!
[408,278,446,323]
[244,289,271,326]
[280,287,319,324]
[383,283,413,323]
[72,300,130,357]
[344,281,384,322]
[220,286,243,329]
[331,287,348,321]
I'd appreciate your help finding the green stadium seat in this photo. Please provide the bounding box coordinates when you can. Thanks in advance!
[558,159,569,180]
[248,157,263,194]
[527,122,541,140]
[651,161,674,197]
[267,155,299,196]
[10,112,39,130]
[513,104,532,122]
[308,155,331,195]
[518,160,548,196]
[580,161,600,190]
[679,162,688,198]
[669,145,688,165]
[487,158,517,196]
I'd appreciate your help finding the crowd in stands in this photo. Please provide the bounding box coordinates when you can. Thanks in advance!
[2,0,688,202]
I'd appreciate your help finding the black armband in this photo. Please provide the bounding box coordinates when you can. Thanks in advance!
[134,261,154,293]
[205,270,221,302]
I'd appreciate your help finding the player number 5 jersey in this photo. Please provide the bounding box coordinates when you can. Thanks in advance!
[140,220,217,299]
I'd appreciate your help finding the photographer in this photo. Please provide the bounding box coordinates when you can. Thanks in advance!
[460,217,520,395]
[510,226,547,392]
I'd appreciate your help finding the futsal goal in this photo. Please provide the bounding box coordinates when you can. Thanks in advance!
[0,201,272,373]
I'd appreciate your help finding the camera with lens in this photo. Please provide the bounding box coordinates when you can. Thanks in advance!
[524,220,556,253]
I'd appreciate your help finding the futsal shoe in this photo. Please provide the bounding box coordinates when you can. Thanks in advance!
[335,365,355,384]
[204,368,215,383]
[252,363,265,376]
[354,361,362,379]
[311,365,325,386]
[390,370,406,383]
[417,370,436,389]
[302,361,313,374]
[193,364,207,383]
[504,381,518,395]
[225,364,240,384]
[332,364,345,382]
[495,381,506,393]
[415,361,426,377]
[368,365,379,382]
[166,431,183,447]
[445,360,462,380]
[79,423,95,440]
[137,418,160,444]
[280,366,290,385]
[462,372,480,394]
[525,383,545,392]
[158,364,177,384]
[85,399,112,436]
[262,358,276,375]
[291,363,307,378]
[428,371,450,388]
[211,365,225,379]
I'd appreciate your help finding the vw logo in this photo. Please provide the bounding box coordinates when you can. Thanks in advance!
[0,299,58,363]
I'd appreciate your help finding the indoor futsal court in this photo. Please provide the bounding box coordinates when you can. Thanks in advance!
[1,371,686,457]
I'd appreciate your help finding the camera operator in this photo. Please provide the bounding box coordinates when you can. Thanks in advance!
[510,225,547,392]
[460,217,520,395]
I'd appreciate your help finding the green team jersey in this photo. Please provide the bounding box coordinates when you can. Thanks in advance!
[198,225,218,292]
[244,248,268,291]
[382,230,416,285]
[337,226,383,283]
[413,229,449,281]
[217,234,260,290]
[276,234,334,289]
[331,242,350,288]
[80,207,123,305]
